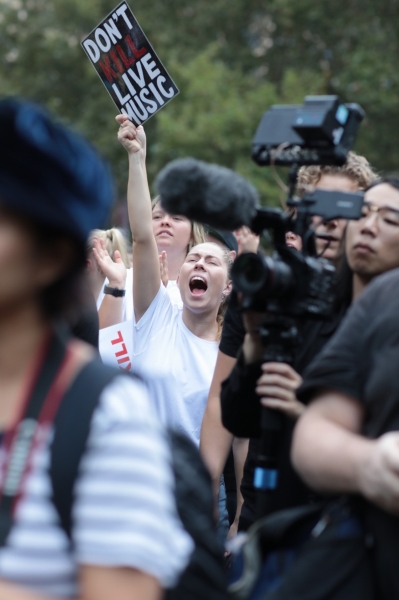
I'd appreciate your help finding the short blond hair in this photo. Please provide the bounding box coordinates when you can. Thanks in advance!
[296,151,378,197]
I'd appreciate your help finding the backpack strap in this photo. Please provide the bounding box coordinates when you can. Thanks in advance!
[49,359,120,539]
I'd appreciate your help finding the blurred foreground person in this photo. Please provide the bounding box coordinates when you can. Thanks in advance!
[0,98,192,599]
[293,178,399,599]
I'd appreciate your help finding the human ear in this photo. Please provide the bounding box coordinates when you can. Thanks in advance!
[222,280,233,299]
[86,258,93,272]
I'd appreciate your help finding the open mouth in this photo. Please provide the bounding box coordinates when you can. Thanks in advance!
[189,276,208,296]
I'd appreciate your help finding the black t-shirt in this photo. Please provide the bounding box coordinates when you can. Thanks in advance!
[219,292,246,359]
[220,293,344,528]
[219,293,246,495]
[297,268,399,600]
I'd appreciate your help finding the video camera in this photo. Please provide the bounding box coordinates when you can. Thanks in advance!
[252,95,365,167]
[231,95,365,319]
[232,189,363,317]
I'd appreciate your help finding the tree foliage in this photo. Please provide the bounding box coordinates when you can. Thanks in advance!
[1,0,398,216]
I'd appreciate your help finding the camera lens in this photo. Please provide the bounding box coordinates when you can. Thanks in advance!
[231,253,268,294]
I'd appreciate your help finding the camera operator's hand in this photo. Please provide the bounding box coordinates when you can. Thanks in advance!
[116,114,146,161]
[256,362,305,420]
[357,432,399,515]
[234,226,260,255]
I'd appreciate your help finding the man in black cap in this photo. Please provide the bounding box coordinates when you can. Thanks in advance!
[205,226,239,254]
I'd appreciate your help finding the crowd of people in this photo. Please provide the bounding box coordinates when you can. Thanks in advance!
[1,95,399,600]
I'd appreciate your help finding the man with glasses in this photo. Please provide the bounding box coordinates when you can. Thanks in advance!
[346,177,399,298]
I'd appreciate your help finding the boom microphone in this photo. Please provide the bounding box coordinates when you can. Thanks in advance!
[156,158,260,231]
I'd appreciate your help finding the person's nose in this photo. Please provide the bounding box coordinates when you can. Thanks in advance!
[325,218,338,231]
[194,257,206,269]
[360,211,378,236]
[160,213,172,227]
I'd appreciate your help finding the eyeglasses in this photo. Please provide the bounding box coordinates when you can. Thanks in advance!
[361,202,399,226]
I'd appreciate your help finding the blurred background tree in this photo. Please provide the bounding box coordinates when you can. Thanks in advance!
[0,0,398,222]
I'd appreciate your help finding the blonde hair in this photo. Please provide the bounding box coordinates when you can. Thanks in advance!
[296,151,378,198]
[88,228,131,268]
[151,196,206,251]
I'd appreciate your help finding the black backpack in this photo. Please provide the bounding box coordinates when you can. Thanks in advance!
[49,359,228,599]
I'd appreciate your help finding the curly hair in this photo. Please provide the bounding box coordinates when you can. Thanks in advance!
[296,151,378,198]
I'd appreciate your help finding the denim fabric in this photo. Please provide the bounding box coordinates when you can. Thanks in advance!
[217,475,230,544]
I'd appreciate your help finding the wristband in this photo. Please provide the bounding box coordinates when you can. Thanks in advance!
[103,284,126,297]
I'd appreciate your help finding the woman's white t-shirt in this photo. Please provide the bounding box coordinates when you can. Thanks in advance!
[97,268,182,322]
[133,285,218,446]
[0,375,193,596]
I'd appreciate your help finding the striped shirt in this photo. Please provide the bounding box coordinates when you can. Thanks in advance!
[0,375,193,597]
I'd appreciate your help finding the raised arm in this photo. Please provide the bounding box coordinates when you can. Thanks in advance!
[116,114,160,322]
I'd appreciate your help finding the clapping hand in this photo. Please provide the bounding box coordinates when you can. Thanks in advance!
[92,237,127,290]
[159,251,169,287]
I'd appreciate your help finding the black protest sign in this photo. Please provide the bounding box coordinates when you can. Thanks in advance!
[81,2,179,125]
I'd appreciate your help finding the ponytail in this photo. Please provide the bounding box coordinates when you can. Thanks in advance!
[88,228,131,268]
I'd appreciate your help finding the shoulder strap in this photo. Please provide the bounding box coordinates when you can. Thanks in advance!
[49,359,120,539]
[0,333,68,548]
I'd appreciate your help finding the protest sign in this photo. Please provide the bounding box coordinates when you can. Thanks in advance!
[81,2,179,125]
[99,320,133,371]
